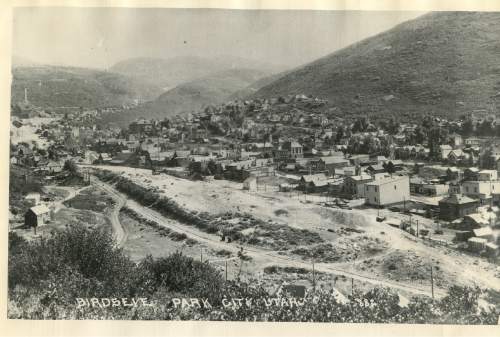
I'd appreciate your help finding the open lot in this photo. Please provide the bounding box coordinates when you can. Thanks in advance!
[86,165,500,301]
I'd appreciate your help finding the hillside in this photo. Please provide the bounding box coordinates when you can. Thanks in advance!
[110,56,282,92]
[100,68,269,127]
[229,71,290,100]
[251,12,500,120]
[11,66,163,109]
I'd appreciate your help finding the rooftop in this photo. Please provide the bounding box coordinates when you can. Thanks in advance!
[29,205,50,215]
[473,227,493,237]
[439,194,477,205]
[365,175,408,186]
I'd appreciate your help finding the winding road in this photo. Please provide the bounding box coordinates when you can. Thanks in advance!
[91,177,446,299]
[90,177,128,247]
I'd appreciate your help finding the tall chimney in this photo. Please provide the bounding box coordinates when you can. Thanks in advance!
[24,88,28,104]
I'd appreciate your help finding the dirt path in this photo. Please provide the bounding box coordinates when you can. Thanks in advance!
[90,177,128,247]
[45,185,91,213]
[95,179,448,298]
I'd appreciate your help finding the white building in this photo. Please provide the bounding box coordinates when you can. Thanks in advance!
[243,176,258,191]
[25,192,40,207]
[478,170,498,181]
[462,180,500,200]
[364,175,410,207]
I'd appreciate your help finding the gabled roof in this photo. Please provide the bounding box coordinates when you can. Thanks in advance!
[465,213,491,226]
[473,226,493,237]
[468,237,487,244]
[367,164,385,171]
[485,242,499,250]
[29,205,50,215]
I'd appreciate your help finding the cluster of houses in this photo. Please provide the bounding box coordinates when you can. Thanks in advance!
[10,92,500,257]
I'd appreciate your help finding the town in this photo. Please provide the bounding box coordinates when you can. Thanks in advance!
[7,8,500,324]
[10,89,500,276]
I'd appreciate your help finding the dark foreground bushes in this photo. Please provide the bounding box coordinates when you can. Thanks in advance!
[7,227,500,323]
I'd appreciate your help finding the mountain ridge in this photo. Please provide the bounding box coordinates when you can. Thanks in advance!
[250,12,500,120]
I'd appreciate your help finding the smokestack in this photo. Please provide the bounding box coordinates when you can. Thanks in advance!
[24,88,28,104]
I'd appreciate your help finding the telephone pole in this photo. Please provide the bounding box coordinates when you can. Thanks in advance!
[312,259,316,292]
[430,266,435,300]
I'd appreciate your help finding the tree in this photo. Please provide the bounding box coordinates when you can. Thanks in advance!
[384,161,396,175]
[477,120,493,137]
[63,160,78,175]
[335,126,345,143]
[414,126,426,144]
[480,148,495,169]
[352,117,369,133]
[386,117,399,135]
[460,119,473,136]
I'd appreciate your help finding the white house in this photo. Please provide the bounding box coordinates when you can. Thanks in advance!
[364,175,410,206]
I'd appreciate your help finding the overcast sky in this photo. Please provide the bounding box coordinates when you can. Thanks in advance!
[13,8,425,69]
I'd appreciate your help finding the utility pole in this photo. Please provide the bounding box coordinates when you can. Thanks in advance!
[225,260,228,282]
[200,248,203,263]
[430,266,435,300]
[416,219,419,238]
[312,259,316,292]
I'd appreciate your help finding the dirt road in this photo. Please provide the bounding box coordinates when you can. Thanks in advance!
[45,185,91,213]
[90,177,128,247]
[95,178,447,298]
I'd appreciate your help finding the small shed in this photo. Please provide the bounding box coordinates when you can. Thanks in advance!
[467,237,487,253]
[24,205,51,228]
[25,192,41,206]
[485,242,499,257]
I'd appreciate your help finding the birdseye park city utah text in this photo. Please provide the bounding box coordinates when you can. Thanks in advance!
[7,8,500,323]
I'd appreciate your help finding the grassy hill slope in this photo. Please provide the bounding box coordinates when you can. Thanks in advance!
[251,12,500,120]
[11,66,162,109]
[101,68,268,126]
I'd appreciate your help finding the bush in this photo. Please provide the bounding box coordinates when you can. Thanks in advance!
[8,227,500,323]
[169,232,187,241]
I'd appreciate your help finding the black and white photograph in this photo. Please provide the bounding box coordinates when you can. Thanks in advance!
[6,2,500,326]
